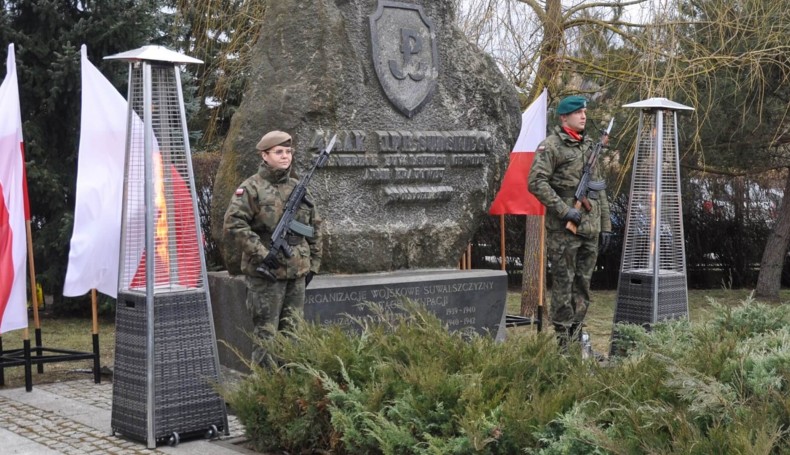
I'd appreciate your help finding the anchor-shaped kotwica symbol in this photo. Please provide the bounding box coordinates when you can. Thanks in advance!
[388,28,426,81]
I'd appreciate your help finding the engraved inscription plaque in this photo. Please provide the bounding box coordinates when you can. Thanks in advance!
[209,270,508,373]
[304,269,508,336]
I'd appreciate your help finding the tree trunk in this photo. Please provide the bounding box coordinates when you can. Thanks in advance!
[520,0,562,320]
[529,0,563,100]
[755,169,790,301]
[521,215,545,316]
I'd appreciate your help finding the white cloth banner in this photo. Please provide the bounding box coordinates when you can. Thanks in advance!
[63,45,127,298]
[0,43,29,334]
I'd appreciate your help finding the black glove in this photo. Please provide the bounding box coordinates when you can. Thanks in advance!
[305,271,315,287]
[599,231,613,254]
[562,208,582,225]
[261,255,280,271]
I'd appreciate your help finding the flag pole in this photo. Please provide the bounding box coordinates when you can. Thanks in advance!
[22,139,44,372]
[24,220,38,387]
[91,289,101,383]
[26,219,44,373]
[537,219,545,332]
[26,221,41,328]
[499,214,506,271]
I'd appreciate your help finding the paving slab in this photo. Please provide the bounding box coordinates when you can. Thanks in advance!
[0,380,250,455]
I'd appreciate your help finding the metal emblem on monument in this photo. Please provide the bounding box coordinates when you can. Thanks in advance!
[370,1,439,118]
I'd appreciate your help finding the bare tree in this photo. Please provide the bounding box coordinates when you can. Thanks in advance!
[457,0,790,300]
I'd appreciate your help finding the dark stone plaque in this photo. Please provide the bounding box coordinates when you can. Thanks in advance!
[208,269,508,372]
[305,269,507,336]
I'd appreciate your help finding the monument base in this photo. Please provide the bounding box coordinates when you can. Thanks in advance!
[208,269,508,373]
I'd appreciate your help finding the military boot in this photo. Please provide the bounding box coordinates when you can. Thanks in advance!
[553,323,570,352]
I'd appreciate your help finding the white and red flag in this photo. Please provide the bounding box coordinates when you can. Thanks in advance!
[489,89,548,216]
[63,45,127,299]
[0,43,29,333]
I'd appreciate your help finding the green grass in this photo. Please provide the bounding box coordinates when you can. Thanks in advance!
[0,313,116,388]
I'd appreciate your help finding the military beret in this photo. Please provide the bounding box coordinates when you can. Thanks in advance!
[256,130,292,151]
[557,96,587,115]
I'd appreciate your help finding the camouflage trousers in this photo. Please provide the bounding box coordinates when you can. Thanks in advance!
[245,275,306,366]
[547,229,599,328]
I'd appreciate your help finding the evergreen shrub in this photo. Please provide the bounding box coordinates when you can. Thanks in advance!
[225,297,790,454]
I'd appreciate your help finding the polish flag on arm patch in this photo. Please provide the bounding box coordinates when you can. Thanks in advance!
[235,188,244,196]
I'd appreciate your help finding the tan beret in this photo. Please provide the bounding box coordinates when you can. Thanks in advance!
[255,130,292,151]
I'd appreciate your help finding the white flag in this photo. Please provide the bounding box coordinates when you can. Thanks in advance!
[63,45,126,298]
[0,43,29,334]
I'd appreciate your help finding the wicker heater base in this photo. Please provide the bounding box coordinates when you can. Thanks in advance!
[112,290,227,447]
[610,270,688,355]
[613,270,688,324]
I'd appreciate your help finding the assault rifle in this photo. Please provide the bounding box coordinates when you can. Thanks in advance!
[566,118,614,234]
[256,134,337,281]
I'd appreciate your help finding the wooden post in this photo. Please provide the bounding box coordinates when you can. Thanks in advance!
[25,220,44,372]
[499,214,506,271]
[91,289,101,383]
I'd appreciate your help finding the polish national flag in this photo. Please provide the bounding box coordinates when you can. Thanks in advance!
[489,89,548,216]
[0,44,29,334]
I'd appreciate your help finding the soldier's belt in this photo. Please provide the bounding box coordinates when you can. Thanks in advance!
[555,188,603,199]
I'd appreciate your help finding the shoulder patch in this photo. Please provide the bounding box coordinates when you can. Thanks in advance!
[235,188,245,196]
[537,145,546,151]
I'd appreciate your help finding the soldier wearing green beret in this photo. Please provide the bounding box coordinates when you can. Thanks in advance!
[223,130,322,366]
[528,95,612,352]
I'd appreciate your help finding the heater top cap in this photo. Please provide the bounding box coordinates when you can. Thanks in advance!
[622,97,694,111]
[256,131,292,151]
[104,45,203,64]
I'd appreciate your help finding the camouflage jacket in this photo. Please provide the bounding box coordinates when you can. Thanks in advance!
[528,126,612,238]
[223,162,322,280]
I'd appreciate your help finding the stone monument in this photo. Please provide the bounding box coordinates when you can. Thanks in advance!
[208,1,521,367]
[212,0,522,273]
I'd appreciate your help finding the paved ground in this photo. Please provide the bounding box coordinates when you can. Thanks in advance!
[0,379,255,454]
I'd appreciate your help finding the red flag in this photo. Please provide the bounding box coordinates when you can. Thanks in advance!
[0,44,28,333]
[489,89,547,216]
[130,155,200,289]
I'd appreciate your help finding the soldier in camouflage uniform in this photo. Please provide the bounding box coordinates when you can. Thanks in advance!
[528,96,612,348]
[223,130,322,366]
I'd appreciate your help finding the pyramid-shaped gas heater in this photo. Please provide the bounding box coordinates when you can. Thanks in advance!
[611,98,694,352]
[106,46,227,448]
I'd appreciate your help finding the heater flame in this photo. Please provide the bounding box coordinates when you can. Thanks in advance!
[153,152,170,275]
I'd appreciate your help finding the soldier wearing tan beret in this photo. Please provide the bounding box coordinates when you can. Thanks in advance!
[223,130,322,366]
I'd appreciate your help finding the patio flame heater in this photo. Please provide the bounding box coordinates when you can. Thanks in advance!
[611,98,694,353]
[106,46,227,448]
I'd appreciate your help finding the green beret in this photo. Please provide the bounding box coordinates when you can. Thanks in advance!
[557,96,587,115]
[256,130,292,151]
